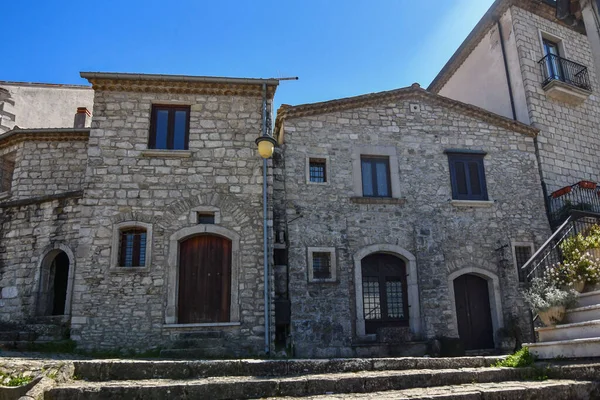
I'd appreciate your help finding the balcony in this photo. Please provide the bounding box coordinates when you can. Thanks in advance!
[548,181,600,230]
[538,54,591,103]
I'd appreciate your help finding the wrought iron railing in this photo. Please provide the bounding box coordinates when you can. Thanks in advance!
[547,181,600,230]
[538,53,591,91]
[521,211,600,286]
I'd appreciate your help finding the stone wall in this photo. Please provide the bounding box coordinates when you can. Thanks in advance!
[70,88,272,355]
[277,96,551,357]
[511,5,600,192]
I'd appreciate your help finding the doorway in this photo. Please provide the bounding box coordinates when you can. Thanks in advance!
[453,274,494,350]
[37,250,70,316]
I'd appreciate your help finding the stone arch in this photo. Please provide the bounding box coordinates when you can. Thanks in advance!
[35,244,76,317]
[447,267,504,347]
[354,244,421,338]
[166,224,241,325]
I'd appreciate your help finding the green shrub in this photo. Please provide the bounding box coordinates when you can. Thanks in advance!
[493,347,536,368]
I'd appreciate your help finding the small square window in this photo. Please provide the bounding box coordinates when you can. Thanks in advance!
[446,152,488,201]
[119,228,147,267]
[514,245,533,283]
[197,213,215,224]
[361,156,391,197]
[309,159,327,183]
[149,105,190,150]
[307,247,337,283]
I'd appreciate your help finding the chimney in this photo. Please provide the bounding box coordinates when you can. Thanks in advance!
[73,107,91,128]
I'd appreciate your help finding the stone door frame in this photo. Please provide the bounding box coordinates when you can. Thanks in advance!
[35,244,76,317]
[447,267,504,348]
[166,224,240,325]
[353,244,421,339]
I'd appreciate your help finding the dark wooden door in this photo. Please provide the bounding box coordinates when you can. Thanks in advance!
[453,274,494,350]
[178,235,231,324]
[362,253,409,334]
[51,252,69,316]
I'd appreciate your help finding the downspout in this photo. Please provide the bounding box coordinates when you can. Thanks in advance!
[262,83,270,356]
[497,20,517,121]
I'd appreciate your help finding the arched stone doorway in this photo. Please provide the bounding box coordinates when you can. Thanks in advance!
[37,249,71,316]
[448,267,504,350]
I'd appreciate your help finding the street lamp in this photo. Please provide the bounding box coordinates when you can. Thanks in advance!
[255,136,276,159]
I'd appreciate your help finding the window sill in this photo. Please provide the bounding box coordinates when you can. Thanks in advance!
[141,150,192,158]
[309,279,337,284]
[163,322,241,329]
[110,266,149,272]
[307,181,329,185]
[350,197,406,205]
[450,200,495,208]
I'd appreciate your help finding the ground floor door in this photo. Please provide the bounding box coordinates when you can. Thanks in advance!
[38,250,70,316]
[453,274,494,350]
[178,234,232,324]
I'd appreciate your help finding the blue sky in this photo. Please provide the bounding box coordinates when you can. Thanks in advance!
[2,0,494,111]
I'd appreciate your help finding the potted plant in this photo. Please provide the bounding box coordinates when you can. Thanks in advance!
[524,278,577,326]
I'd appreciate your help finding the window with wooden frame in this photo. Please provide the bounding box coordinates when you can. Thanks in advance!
[309,159,327,183]
[446,151,488,201]
[119,228,147,267]
[361,156,391,197]
[0,152,16,193]
[149,105,190,150]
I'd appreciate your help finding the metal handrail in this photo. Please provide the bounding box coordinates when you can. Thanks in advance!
[538,53,591,91]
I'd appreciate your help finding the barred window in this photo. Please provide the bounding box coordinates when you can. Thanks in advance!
[363,276,381,320]
[309,159,327,183]
[514,245,533,283]
[308,247,336,282]
[312,252,331,280]
[119,228,147,267]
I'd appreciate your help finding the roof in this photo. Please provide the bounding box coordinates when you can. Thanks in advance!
[80,72,279,98]
[275,83,539,138]
[0,127,90,149]
[0,80,91,90]
[427,0,585,93]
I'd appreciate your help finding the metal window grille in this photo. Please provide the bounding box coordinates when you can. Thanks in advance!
[119,229,147,267]
[312,252,331,280]
[514,246,532,283]
[309,159,326,183]
[363,276,381,320]
[385,280,405,319]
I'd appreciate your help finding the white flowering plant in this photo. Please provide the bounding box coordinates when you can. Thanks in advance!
[523,278,578,314]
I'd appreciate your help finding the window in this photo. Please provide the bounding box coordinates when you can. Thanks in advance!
[149,105,190,150]
[197,213,215,224]
[309,159,327,183]
[119,228,147,267]
[513,244,534,283]
[447,152,488,201]
[307,247,337,282]
[0,152,15,193]
[361,156,391,197]
[543,39,563,81]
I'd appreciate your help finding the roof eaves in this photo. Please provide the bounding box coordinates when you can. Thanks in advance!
[80,72,280,86]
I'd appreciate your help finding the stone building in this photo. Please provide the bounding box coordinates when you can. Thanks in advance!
[429,0,600,229]
[273,85,551,357]
[0,72,279,357]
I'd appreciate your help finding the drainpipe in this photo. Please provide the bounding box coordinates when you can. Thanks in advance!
[497,20,517,121]
[261,83,270,356]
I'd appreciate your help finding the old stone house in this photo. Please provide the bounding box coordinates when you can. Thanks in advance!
[273,85,551,358]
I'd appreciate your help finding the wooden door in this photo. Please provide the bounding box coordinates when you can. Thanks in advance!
[178,235,231,324]
[362,253,409,335]
[453,274,494,350]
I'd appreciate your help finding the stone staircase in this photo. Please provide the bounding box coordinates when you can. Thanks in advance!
[43,357,600,399]
[0,315,70,350]
[526,289,600,359]
[160,330,229,358]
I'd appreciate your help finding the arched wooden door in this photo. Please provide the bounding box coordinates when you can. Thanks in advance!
[178,235,232,323]
[453,274,494,350]
[361,253,409,334]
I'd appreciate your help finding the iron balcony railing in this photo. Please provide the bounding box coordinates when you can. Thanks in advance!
[521,211,600,286]
[547,181,600,230]
[538,53,591,91]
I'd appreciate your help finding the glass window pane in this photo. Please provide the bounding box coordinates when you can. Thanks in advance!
[309,160,326,183]
[362,277,381,320]
[361,160,373,196]
[375,161,389,197]
[468,162,482,195]
[454,162,468,195]
[312,252,331,280]
[173,110,188,150]
[154,110,169,149]
[385,280,404,319]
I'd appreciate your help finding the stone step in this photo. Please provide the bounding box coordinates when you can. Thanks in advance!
[175,331,223,339]
[171,338,226,348]
[576,289,600,308]
[73,357,504,382]
[264,380,598,399]
[160,347,228,359]
[565,303,600,324]
[536,318,600,342]
[526,337,600,359]
[45,367,533,400]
